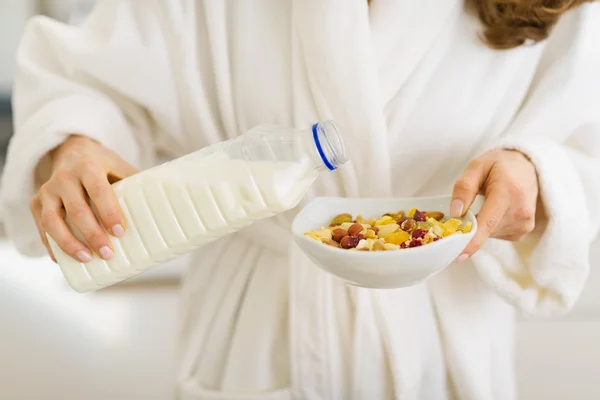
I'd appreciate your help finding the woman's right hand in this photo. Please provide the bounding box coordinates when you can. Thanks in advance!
[30,135,139,263]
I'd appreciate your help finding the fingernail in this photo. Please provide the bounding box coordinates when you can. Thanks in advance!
[455,253,469,264]
[77,250,93,263]
[112,224,125,238]
[99,246,114,260]
[451,199,464,218]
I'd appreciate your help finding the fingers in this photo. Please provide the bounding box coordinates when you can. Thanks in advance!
[451,157,493,218]
[456,185,510,262]
[59,178,114,261]
[39,192,93,264]
[106,157,139,184]
[81,167,126,238]
[30,194,55,263]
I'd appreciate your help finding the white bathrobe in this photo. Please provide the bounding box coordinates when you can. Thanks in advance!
[2,1,600,399]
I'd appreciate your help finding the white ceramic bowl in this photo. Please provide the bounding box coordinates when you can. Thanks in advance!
[291,195,477,289]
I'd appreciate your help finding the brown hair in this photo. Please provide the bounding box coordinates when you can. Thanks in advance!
[465,0,595,49]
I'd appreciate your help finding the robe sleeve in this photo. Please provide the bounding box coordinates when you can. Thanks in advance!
[0,2,168,256]
[472,3,600,317]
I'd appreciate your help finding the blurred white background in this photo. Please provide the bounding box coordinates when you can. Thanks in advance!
[0,1,599,399]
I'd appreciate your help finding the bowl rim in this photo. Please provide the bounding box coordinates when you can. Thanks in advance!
[292,195,478,257]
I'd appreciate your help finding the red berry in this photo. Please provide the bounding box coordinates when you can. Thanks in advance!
[400,242,407,249]
[355,233,364,240]
[409,239,422,248]
[414,210,426,222]
[412,229,428,239]
[433,237,441,242]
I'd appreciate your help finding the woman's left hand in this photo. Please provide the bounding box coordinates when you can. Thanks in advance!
[451,149,539,263]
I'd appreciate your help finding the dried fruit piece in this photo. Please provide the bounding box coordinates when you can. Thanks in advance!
[375,216,396,226]
[323,238,340,248]
[384,231,410,245]
[377,223,399,237]
[412,229,428,240]
[332,229,347,243]
[370,226,379,234]
[414,210,426,222]
[425,211,444,221]
[408,239,422,248]
[347,223,363,236]
[401,218,416,232]
[330,213,353,226]
[356,215,367,224]
[340,235,360,249]
[407,208,417,218]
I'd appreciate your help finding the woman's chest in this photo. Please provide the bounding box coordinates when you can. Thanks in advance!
[165,0,544,195]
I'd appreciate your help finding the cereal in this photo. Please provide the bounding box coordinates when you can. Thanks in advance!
[330,213,353,226]
[376,223,400,237]
[384,231,410,245]
[305,208,472,252]
[365,229,378,239]
[374,216,396,226]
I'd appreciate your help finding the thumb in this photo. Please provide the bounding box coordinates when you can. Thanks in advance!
[451,157,492,217]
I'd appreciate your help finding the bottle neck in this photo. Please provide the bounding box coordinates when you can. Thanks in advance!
[306,121,348,172]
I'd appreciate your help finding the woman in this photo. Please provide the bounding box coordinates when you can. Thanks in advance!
[2,0,600,398]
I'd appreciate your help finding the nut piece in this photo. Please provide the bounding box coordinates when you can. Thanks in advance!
[347,223,363,236]
[425,211,444,221]
[330,213,353,226]
[340,235,360,249]
[322,238,341,248]
[332,229,347,243]
[383,243,400,251]
[356,239,369,251]
[364,229,377,239]
[372,240,386,251]
[340,222,354,231]
[377,223,399,237]
[401,218,416,232]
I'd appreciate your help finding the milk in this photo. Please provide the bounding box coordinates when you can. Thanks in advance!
[47,152,320,292]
